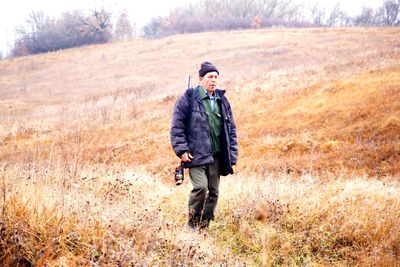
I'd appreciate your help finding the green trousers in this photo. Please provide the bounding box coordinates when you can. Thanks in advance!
[188,155,220,225]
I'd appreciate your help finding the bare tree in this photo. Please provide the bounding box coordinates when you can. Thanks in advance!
[199,0,223,19]
[142,17,162,37]
[353,7,376,26]
[162,5,205,34]
[115,10,135,39]
[92,8,112,32]
[377,0,400,26]
[257,0,279,20]
[12,8,113,57]
[79,7,112,42]
[13,10,53,55]
[311,4,326,26]
[309,3,349,27]
[15,10,49,38]
[326,4,348,26]
[223,0,258,19]
[278,0,302,22]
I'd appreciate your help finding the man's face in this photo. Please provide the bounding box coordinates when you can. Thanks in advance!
[200,71,219,94]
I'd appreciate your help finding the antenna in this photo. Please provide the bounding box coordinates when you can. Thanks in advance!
[187,75,191,89]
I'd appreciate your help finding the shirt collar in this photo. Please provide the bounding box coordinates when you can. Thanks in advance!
[199,86,220,100]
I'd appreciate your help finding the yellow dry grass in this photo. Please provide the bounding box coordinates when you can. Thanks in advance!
[0,27,400,265]
[1,167,400,265]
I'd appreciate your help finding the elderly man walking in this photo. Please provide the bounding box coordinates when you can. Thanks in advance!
[170,62,238,229]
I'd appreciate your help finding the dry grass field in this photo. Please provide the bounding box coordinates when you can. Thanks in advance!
[0,27,400,265]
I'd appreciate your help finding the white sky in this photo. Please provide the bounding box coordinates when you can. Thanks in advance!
[0,0,384,56]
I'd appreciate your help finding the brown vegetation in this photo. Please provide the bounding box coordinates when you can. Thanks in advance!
[0,27,400,265]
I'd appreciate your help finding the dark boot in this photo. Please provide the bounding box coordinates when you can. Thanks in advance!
[188,213,201,229]
[199,216,210,229]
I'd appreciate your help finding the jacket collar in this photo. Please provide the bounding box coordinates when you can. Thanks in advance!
[195,85,226,98]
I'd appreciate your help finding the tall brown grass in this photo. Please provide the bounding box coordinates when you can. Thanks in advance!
[1,165,399,265]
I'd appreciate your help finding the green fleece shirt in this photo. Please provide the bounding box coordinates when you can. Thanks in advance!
[199,86,221,155]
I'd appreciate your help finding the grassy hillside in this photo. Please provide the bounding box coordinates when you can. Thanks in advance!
[1,27,399,178]
[0,28,400,265]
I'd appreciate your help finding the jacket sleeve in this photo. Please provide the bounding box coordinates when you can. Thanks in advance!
[170,91,190,158]
[226,101,238,165]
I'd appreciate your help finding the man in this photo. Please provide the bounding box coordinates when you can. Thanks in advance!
[170,62,238,229]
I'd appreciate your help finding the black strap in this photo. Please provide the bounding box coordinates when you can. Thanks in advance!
[185,87,196,117]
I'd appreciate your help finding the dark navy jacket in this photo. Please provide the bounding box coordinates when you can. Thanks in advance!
[170,86,238,176]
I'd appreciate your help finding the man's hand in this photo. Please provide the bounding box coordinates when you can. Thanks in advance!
[181,152,194,162]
